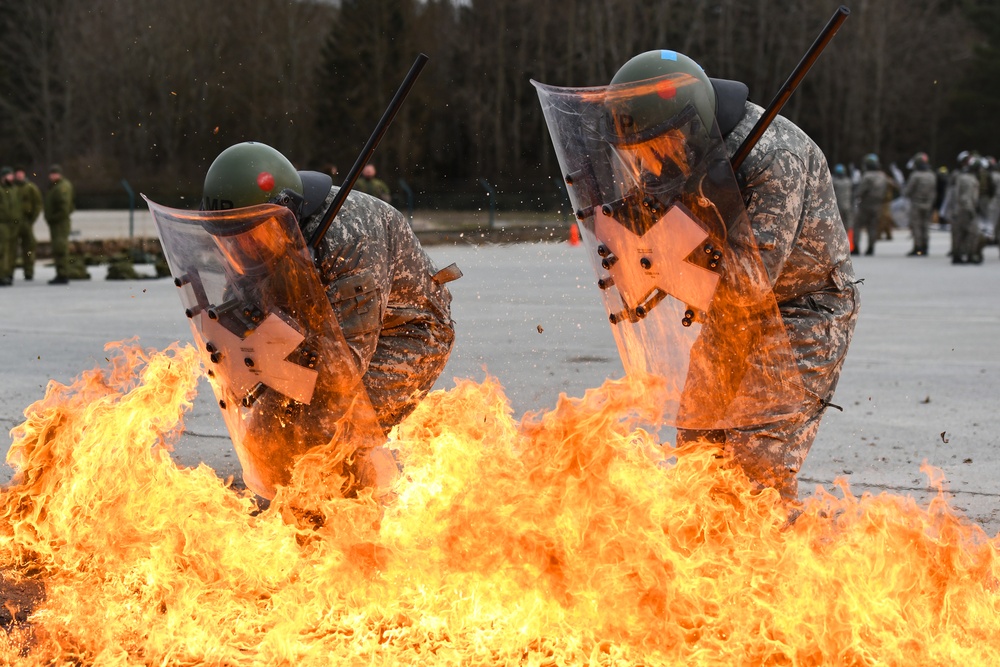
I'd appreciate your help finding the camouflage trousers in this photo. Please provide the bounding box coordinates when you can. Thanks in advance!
[677,407,825,501]
[7,219,37,279]
[48,219,71,278]
[909,204,933,252]
[854,207,880,253]
[677,280,860,501]
[0,223,11,280]
[950,211,980,261]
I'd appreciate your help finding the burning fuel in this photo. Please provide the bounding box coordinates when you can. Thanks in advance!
[0,342,998,665]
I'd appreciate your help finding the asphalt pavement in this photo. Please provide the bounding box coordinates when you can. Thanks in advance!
[2,219,999,533]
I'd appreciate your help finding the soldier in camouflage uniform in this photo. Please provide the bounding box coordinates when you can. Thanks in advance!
[949,153,982,265]
[989,158,1000,256]
[43,165,75,284]
[355,164,392,204]
[0,167,15,286]
[854,154,889,256]
[606,52,860,502]
[200,142,456,491]
[903,153,937,256]
[713,101,859,501]
[832,163,853,233]
[300,183,455,433]
[12,168,43,280]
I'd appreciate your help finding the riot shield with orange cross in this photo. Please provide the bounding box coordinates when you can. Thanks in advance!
[534,74,804,430]
[147,198,383,499]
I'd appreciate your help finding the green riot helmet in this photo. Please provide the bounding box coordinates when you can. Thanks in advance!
[202,142,304,212]
[907,152,930,171]
[606,50,719,145]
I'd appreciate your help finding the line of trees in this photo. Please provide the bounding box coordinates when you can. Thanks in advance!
[0,0,995,209]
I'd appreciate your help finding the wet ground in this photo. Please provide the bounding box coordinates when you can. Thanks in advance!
[2,220,999,533]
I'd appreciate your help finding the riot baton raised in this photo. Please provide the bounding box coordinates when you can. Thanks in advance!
[309,53,429,249]
[731,6,850,171]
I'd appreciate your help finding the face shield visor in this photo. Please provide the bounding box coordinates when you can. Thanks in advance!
[602,75,712,188]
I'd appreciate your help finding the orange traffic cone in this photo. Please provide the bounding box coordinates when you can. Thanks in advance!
[568,222,581,246]
[847,228,855,253]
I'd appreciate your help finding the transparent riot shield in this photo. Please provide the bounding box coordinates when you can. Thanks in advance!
[533,75,805,430]
[147,198,383,498]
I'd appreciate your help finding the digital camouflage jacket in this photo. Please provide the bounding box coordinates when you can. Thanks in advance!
[301,188,456,433]
[724,102,859,410]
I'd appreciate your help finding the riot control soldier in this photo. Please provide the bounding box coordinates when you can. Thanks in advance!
[832,163,854,233]
[535,49,858,501]
[949,152,982,264]
[149,142,457,500]
[903,152,937,256]
[854,153,889,256]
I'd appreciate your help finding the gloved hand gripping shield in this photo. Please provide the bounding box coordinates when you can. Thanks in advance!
[147,198,383,498]
[533,74,804,429]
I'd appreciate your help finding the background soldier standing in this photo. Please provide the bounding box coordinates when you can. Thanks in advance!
[12,168,42,280]
[831,163,854,250]
[43,165,75,285]
[854,153,889,256]
[990,158,1000,257]
[355,164,392,204]
[949,153,982,265]
[903,152,937,256]
[195,142,456,496]
[591,51,859,503]
[0,168,15,286]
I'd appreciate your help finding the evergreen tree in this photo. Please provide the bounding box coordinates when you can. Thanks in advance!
[314,0,414,179]
[944,0,1000,161]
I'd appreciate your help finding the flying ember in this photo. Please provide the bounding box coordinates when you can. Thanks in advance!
[0,342,998,665]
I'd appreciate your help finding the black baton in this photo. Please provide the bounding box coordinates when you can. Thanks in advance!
[731,6,850,171]
[309,53,429,249]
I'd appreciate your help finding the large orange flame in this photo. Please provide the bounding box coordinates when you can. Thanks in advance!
[1,342,998,664]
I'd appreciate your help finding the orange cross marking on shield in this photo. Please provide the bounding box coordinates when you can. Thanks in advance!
[594,205,720,312]
[200,312,319,405]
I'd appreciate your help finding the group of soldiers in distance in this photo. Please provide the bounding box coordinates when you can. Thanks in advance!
[2,152,995,286]
[0,164,75,286]
[832,150,1000,264]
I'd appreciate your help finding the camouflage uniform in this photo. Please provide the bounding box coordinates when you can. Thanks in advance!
[43,173,75,282]
[992,169,1000,254]
[854,168,889,255]
[832,173,854,231]
[301,187,455,434]
[949,170,980,264]
[355,176,392,204]
[903,169,937,255]
[0,177,15,286]
[678,103,860,501]
[12,175,42,279]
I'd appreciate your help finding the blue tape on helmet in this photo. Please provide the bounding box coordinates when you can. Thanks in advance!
[660,50,678,61]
